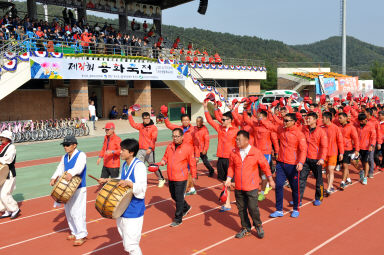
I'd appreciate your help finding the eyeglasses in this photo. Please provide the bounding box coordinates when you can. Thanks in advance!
[283,119,293,123]
[221,118,230,122]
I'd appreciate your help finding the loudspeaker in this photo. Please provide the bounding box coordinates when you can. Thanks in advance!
[197,0,208,15]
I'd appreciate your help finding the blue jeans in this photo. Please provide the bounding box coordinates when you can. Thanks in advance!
[90,115,96,130]
[275,161,300,211]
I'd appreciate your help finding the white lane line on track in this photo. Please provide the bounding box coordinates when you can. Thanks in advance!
[1,171,210,225]
[190,171,382,255]
[304,204,384,255]
[0,183,221,250]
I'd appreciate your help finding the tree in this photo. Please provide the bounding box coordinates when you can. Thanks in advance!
[372,62,384,89]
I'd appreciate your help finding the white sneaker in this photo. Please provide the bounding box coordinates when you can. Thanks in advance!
[158,179,166,188]
[0,211,11,219]
[335,165,340,171]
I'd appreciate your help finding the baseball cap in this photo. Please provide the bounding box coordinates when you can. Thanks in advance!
[61,136,77,146]
[104,122,115,129]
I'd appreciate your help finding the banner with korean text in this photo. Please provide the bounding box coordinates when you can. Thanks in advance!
[29,57,187,80]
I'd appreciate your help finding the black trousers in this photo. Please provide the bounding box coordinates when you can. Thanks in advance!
[200,153,215,174]
[299,158,324,201]
[100,166,120,178]
[235,189,262,230]
[374,143,384,167]
[169,180,190,223]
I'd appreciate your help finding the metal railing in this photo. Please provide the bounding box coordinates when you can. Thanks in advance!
[220,57,264,67]
[278,62,331,68]
[189,66,228,99]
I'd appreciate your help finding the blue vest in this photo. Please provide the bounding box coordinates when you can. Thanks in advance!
[121,158,146,218]
[64,150,86,188]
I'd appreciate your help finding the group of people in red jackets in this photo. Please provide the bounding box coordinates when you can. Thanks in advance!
[97,91,383,242]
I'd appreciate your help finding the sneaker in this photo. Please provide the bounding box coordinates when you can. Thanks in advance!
[208,171,214,177]
[185,188,197,196]
[290,210,300,218]
[289,201,302,206]
[170,221,182,227]
[158,179,166,188]
[284,180,290,188]
[10,209,21,219]
[362,177,368,185]
[313,200,322,206]
[219,206,231,212]
[270,211,284,218]
[183,206,192,217]
[368,173,374,179]
[359,170,364,182]
[235,228,251,239]
[0,211,11,219]
[264,186,273,195]
[258,193,265,201]
[340,182,346,190]
[346,179,352,185]
[322,169,326,174]
[255,225,265,239]
[335,165,341,171]
[325,187,335,197]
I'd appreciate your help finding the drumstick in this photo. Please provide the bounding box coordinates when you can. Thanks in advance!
[88,174,99,182]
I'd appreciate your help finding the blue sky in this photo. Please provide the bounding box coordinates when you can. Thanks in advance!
[161,0,384,47]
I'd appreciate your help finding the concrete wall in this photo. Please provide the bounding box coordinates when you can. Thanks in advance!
[196,69,267,80]
[0,89,70,121]
[277,77,300,90]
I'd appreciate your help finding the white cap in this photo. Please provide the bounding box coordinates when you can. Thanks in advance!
[0,130,13,143]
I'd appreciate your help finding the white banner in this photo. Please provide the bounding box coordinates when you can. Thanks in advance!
[30,57,187,81]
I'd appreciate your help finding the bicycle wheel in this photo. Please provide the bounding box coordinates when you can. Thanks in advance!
[37,130,44,140]
[24,131,31,141]
[79,127,85,136]
[74,128,80,137]
[43,130,49,140]
[15,132,21,143]
[31,130,38,141]
[84,124,90,136]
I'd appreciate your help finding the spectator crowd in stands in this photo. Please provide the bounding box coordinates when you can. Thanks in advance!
[0,7,166,57]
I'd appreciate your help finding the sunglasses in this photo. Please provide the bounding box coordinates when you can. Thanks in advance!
[283,119,293,123]
[221,118,230,122]
[62,143,73,147]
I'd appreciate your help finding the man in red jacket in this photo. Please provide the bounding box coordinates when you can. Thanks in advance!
[356,113,376,185]
[193,116,215,177]
[97,123,122,178]
[159,128,197,227]
[261,113,307,218]
[321,112,344,196]
[376,111,384,171]
[366,108,381,178]
[164,113,197,195]
[128,109,165,187]
[225,130,275,239]
[204,100,238,211]
[299,112,328,206]
[338,112,360,190]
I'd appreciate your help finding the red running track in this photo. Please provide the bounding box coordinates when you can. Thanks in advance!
[0,163,383,255]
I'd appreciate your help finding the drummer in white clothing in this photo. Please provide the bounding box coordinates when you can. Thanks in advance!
[50,136,88,246]
[0,130,20,219]
[99,138,147,255]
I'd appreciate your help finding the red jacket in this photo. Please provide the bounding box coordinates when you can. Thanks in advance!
[128,114,158,150]
[243,112,278,155]
[233,110,254,145]
[261,120,307,165]
[380,121,384,144]
[162,142,197,181]
[356,123,376,150]
[228,145,272,191]
[302,126,328,160]
[164,118,194,147]
[369,117,382,145]
[205,111,238,158]
[321,123,345,156]
[339,122,360,151]
[99,133,122,168]
[192,125,210,155]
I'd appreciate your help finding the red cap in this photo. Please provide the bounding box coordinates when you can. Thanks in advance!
[249,96,258,103]
[259,103,267,111]
[271,100,279,107]
[181,107,186,114]
[343,105,351,113]
[104,122,115,129]
[231,98,238,106]
[148,164,160,173]
[217,101,222,107]
[219,185,228,204]
[240,98,249,103]
[206,92,216,102]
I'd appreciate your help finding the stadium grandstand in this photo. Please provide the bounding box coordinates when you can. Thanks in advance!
[0,0,266,122]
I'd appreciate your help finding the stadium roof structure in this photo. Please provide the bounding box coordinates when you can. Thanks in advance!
[131,0,193,10]
[0,1,14,9]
